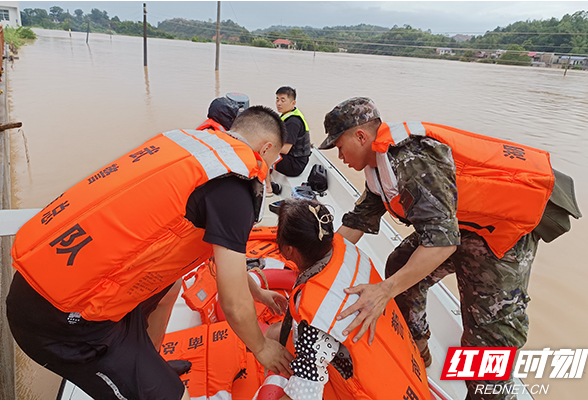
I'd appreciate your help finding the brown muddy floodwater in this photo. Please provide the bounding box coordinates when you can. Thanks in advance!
[6,29,588,399]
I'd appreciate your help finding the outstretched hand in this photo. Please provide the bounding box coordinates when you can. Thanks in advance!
[254,338,294,377]
[337,281,393,345]
[254,288,289,316]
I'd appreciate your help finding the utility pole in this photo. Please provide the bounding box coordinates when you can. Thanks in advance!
[86,17,90,43]
[563,54,571,77]
[215,1,221,71]
[143,3,148,67]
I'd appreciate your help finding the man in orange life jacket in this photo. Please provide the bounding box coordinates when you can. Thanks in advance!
[7,106,293,400]
[318,97,556,400]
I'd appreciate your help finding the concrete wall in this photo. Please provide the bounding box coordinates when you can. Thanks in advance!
[0,44,15,400]
[0,2,21,28]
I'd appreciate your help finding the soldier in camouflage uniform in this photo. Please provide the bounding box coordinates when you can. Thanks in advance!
[319,97,539,400]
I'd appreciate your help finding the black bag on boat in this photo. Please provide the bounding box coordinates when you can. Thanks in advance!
[307,164,328,194]
[292,185,316,201]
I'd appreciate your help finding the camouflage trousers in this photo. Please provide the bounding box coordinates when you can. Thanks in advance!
[386,230,539,400]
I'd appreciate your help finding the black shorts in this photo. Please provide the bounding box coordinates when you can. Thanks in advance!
[274,153,309,177]
[7,272,185,400]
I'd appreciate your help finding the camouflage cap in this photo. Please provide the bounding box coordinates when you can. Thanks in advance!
[319,97,380,150]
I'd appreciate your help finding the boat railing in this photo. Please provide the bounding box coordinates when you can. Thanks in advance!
[0,208,42,236]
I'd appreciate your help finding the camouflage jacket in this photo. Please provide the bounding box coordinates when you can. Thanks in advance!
[342,136,461,247]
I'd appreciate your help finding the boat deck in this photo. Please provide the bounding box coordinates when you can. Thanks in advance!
[56,147,534,400]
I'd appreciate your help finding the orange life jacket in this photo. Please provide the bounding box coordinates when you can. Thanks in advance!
[182,228,297,326]
[159,321,265,400]
[246,226,297,271]
[288,234,431,400]
[249,226,279,241]
[181,264,220,325]
[12,129,268,321]
[368,122,554,258]
[197,118,227,132]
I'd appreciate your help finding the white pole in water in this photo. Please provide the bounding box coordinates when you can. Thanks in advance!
[143,3,148,67]
[215,1,221,71]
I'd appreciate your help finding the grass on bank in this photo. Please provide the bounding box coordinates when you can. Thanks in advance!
[4,26,37,49]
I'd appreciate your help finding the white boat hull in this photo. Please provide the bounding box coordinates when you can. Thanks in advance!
[53,147,534,400]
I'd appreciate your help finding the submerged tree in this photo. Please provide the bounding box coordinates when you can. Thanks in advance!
[497,44,532,66]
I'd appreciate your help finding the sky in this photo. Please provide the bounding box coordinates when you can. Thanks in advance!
[19,1,588,35]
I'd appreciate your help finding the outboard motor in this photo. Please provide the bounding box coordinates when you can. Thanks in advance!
[226,92,250,113]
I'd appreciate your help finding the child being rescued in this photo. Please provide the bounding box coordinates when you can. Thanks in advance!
[257,199,431,400]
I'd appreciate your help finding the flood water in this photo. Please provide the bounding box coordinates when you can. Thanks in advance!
[7,29,588,399]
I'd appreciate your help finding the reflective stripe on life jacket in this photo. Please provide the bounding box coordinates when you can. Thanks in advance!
[367,122,554,258]
[289,234,431,400]
[281,108,311,157]
[196,118,227,132]
[12,129,268,321]
[253,372,288,400]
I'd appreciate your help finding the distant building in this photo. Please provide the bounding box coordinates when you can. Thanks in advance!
[524,52,555,67]
[539,53,557,66]
[452,34,472,43]
[0,1,20,27]
[273,39,292,49]
[490,49,506,58]
[528,52,547,67]
[475,51,487,58]
[558,56,587,66]
[436,47,454,55]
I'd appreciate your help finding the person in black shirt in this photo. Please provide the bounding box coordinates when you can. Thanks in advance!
[267,87,311,195]
[274,86,311,177]
[7,106,294,400]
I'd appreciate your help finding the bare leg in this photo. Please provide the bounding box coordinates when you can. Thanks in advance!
[265,171,273,194]
[147,279,182,350]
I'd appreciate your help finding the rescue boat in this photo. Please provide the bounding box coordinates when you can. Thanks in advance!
[49,146,535,400]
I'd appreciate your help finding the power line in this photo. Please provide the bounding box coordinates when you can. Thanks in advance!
[42,9,588,41]
[485,31,588,36]
[34,8,588,56]
[149,18,588,54]
[95,19,588,37]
